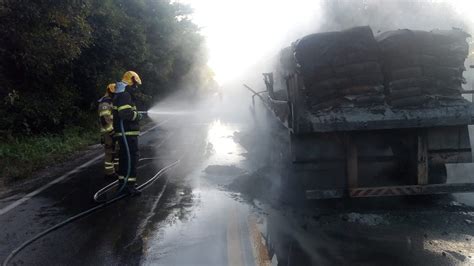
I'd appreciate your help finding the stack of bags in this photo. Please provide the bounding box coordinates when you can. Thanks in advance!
[294,26,385,111]
[377,29,470,108]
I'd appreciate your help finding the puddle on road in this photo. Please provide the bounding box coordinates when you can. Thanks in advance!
[201,120,252,187]
[138,119,474,266]
[141,119,264,265]
[205,120,246,165]
[141,187,255,266]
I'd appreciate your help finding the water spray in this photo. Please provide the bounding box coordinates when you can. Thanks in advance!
[143,109,194,116]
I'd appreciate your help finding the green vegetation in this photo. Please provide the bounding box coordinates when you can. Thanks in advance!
[0,123,99,181]
[0,0,213,135]
[0,0,214,180]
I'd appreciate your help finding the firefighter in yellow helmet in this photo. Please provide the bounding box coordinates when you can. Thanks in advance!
[112,71,143,195]
[98,83,119,179]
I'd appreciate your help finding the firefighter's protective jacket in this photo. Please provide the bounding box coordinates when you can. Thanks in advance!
[112,86,140,137]
[98,96,114,134]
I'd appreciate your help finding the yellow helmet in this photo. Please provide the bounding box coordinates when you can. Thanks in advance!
[106,83,116,94]
[122,71,142,86]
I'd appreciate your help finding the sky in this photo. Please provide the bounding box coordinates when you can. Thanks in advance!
[178,0,474,85]
[178,0,322,84]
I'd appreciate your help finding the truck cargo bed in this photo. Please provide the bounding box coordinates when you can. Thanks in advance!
[303,101,474,133]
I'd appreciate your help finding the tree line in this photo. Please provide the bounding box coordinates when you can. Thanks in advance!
[0,0,213,136]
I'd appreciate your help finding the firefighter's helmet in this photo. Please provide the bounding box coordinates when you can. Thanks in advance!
[106,83,116,94]
[122,71,142,86]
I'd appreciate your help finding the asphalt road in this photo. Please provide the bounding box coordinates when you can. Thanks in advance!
[1,94,474,265]
[0,107,273,266]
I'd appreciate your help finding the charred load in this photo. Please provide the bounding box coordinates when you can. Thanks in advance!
[377,29,470,107]
[294,26,385,111]
[255,26,474,200]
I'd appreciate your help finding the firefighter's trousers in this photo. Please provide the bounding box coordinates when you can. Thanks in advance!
[117,135,139,183]
[103,134,118,175]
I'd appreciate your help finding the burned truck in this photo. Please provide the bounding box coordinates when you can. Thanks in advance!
[254,26,474,199]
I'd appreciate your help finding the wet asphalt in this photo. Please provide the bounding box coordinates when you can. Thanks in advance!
[0,113,263,266]
[1,93,474,265]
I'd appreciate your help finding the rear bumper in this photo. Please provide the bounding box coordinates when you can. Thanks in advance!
[306,183,474,199]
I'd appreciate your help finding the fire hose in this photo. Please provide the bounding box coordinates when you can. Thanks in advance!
[2,159,179,266]
[2,116,180,266]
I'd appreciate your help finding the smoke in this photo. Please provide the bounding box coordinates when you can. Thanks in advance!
[149,1,474,199]
[150,0,474,138]
[317,0,469,32]
[170,0,474,104]
[313,0,474,94]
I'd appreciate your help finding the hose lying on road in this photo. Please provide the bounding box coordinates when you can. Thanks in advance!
[93,157,174,203]
[98,119,132,202]
[2,159,180,266]
[92,119,133,204]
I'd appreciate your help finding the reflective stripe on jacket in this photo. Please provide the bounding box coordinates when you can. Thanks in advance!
[98,96,114,134]
[112,89,140,136]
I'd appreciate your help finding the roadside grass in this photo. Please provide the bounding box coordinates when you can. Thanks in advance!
[0,126,100,182]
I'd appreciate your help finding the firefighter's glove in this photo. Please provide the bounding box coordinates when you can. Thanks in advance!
[100,135,105,145]
[136,112,144,121]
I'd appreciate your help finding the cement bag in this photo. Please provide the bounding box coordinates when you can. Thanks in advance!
[333,62,382,77]
[434,95,464,101]
[309,98,352,111]
[388,78,433,90]
[389,87,423,99]
[423,44,469,58]
[331,51,380,66]
[340,85,383,95]
[377,29,470,58]
[385,54,439,70]
[305,89,340,104]
[427,29,470,57]
[300,66,336,84]
[294,26,380,70]
[351,74,384,86]
[390,67,423,81]
[423,66,464,79]
[350,94,385,106]
[428,85,462,96]
[308,77,352,92]
[390,95,430,108]
[437,54,467,67]
[431,80,463,91]
[377,29,432,55]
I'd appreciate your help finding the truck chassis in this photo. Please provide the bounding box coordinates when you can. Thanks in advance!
[246,72,474,199]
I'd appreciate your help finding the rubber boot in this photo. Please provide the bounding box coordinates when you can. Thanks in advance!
[117,179,125,191]
[126,183,141,196]
[104,173,119,180]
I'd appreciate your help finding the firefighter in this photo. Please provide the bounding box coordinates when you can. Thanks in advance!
[98,83,119,179]
[112,71,144,195]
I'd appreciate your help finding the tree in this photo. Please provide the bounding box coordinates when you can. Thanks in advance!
[0,0,209,136]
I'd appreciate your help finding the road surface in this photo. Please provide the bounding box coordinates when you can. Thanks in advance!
[1,94,474,265]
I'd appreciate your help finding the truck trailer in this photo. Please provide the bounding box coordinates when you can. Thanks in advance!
[251,26,474,199]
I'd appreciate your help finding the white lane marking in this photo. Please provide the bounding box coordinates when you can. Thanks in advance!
[227,204,244,266]
[124,178,169,248]
[0,154,103,216]
[0,119,170,217]
[140,119,169,136]
[137,133,173,170]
